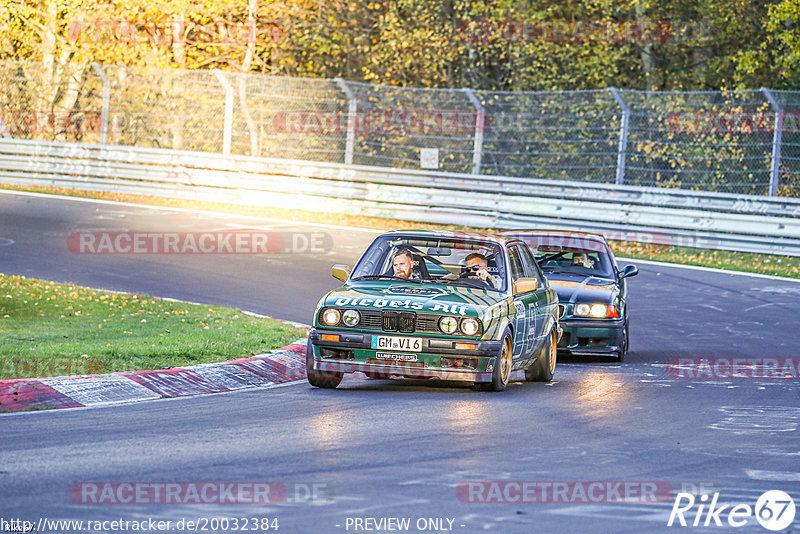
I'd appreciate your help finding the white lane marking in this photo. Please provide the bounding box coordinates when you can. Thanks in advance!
[7,187,795,272]
[0,238,14,246]
[206,222,299,231]
[745,470,800,482]
[617,256,800,283]
[744,302,780,312]
[547,503,670,523]
[710,406,800,434]
[4,188,799,282]
[0,189,381,233]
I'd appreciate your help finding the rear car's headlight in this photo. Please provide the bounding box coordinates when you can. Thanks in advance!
[322,308,341,326]
[574,304,618,318]
[439,316,458,334]
[342,309,360,327]
[460,317,481,336]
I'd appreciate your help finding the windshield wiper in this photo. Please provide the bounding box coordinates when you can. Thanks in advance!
[436,278,500,291]
[544,269,612,278]
[352,275,423,283]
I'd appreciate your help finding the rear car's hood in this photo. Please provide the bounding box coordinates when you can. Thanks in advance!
[547,275,617,304]
[322,282,501,318]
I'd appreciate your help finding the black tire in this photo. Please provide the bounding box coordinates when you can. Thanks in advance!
[306,339,343,388]
[477,327,513,392]
[615,321,629,363]
[525,329,557,382]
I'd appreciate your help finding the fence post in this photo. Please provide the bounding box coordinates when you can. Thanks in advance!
[463,88,485,175]
[335,78,356,165]
[761,88,782,197]
[89,62,109,144]
[212,69,234,155]
[609,88,629,186]
[0,114,10,139]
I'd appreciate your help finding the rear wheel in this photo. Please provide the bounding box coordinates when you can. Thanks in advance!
[477,328,512,392]
[525,329,557,382]
[306,339,343,388]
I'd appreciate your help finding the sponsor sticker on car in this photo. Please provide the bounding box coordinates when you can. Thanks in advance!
[376,352,419,362]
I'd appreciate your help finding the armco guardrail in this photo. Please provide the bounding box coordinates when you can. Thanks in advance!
[2,138,800,256]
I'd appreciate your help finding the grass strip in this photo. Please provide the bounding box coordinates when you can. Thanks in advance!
[0,273,306,379]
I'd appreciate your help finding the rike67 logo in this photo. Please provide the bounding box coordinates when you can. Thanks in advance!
[668,490,796,531]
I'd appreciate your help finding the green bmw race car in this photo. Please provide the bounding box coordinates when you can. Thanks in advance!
[307,230,560,391]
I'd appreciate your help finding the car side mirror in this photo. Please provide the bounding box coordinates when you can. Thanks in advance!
[619,264,639,279]
[513,278,538,295]
[332,264,352,282]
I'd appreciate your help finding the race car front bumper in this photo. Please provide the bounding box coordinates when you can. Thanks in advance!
[556,318,625,357]
[308,329,502,382]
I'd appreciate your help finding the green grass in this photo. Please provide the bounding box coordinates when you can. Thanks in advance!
[2,183,798,279]
[0,273,306,379]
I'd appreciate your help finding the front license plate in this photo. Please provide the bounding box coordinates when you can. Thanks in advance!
[371,335,424,352]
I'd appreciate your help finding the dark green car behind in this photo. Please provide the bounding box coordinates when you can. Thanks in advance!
[505,230,638,362]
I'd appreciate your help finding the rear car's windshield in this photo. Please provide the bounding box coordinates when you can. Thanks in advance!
[518,236,615,279]
[350,235,507,292]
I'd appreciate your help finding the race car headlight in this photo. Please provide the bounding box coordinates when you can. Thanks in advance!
[342,309,360,327]
[439,316,458,334]
[575,303,617,318]
[321,308,341,326]
[460,317,481,336]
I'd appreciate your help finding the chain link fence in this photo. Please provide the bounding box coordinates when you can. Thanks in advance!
[1,59,798,197]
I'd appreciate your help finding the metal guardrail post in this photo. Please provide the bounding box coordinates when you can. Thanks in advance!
[463,88,484,175]
[335,78,356,165]
[761,88,782,197]
[89,62,109,144]
[0,114,10,139]
[609,88,630,186]
[212,69,234,155]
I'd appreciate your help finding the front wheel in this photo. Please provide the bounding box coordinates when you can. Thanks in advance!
[477,328,512,392]
[615,322,629,363]
[525,329,557,382]
[306,339,343,388]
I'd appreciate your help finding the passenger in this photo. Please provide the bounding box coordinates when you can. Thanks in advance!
[445,252,497,288]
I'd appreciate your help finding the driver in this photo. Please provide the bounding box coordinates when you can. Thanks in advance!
[572,253,595,269]
[391,249,416,279]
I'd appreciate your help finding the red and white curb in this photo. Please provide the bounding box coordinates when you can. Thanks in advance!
[0,339,309,413]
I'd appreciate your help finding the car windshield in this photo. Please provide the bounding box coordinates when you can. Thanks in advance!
[517,236,615,279]
[350,235,507,292]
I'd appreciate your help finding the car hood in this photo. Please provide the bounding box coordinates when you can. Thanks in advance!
[322,282,501,318]
[546,274,617,304]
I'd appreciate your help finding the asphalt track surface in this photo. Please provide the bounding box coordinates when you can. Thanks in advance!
[2,190,800,534]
